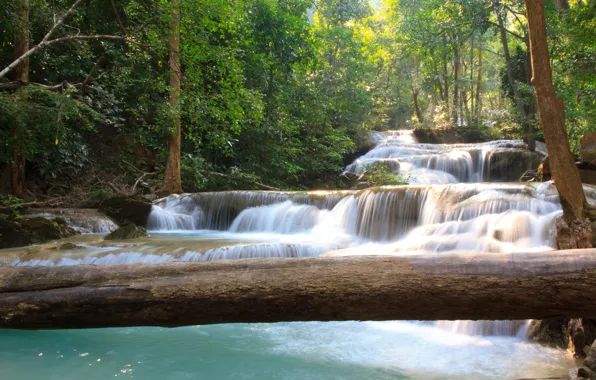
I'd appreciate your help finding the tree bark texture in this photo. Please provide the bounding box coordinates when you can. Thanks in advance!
[9,0,29,198]
[13,0,29,83]
[525,0,588,234]
[475,42,483,117]
[452,45,460,125]
[411,85,424,123]
[161,0,183,195]
[4,251,596,329]
[555,0,570,22]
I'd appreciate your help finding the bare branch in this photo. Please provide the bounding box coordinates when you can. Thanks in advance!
[0,0,129,79]
[41,0,84,45]
[81,55,105,91]
[486,20,525,41]
[0,35,126,79]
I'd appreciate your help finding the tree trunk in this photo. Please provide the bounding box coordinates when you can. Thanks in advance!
[555,0,570,22]
[442,51,449,113]
[160,0,183,195]
[469,38,475,121]
[411,85,424,123]
[13,0,29,83]
[475,42,483,117]
[3,251,596,329]
[525,0,590,248]
[494,1,532,150]
[9,0,29,198]
[452,45,460,126]
[525,48,536,152]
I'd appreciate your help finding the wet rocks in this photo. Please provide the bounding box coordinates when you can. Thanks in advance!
[58,242,86,250]
[486,150,544,182]
[354,182,373,190]
[99,197,152,227]
[579,341,596,379]
[25,209,119,233]
[0,216,79,249]
[105,224,148,240]
[528,319,596,358]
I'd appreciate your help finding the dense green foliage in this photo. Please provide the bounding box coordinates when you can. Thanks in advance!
[0,0,594,197]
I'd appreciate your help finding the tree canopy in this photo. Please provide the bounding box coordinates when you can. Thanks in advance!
[0,0,595,199]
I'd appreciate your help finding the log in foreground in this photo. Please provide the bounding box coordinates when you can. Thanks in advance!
[2,250,596,329]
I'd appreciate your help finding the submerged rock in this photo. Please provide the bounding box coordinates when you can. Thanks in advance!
[105,224,148,240]
[100,197,152,227]
[58,242,87,250]
[0,216,79,249]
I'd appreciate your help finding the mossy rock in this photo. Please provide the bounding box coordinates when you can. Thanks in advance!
[0,216,79,249]
[105,224,148,240]
[99,197,152,227]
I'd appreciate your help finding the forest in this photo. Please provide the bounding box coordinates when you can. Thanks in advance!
[0,0,594,204]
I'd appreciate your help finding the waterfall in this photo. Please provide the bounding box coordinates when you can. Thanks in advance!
[344,130,544,183]
[8,130,588,342]
[148,191,354,231]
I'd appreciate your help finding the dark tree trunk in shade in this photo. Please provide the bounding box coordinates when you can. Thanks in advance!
[8,0,29,198]
[161,0,183,195]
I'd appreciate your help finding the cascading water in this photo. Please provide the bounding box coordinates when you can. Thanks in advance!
[25,209,118,233]
[0,130,584,379]
[344,130,544,184]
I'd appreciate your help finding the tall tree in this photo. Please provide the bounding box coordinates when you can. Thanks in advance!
[555,0,570,21]
[161,0,183,195]
[8,0,29,197]
[525,0,591,249]
[493,0,535,151]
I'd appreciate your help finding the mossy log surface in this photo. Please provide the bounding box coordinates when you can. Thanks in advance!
[2,250,596,329]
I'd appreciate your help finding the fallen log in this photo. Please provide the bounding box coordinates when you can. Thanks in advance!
[2,250,596,329]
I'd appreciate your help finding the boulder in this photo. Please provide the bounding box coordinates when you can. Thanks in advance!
[105,224,148,240]
[99,197,152,227]
[581,132,596,164]
[0,216,78,249]
[486,150,544,182]
[58,242,86,250]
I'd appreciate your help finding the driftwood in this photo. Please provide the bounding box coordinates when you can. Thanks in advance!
[2,250,596,329]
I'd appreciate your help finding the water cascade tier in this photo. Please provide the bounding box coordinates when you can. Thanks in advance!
[12,182,596,268]
[344,130,545,184]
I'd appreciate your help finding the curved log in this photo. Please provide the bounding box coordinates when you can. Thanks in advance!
[2,250,596,329]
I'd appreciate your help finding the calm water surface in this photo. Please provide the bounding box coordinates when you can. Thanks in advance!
[0,321,576,380]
